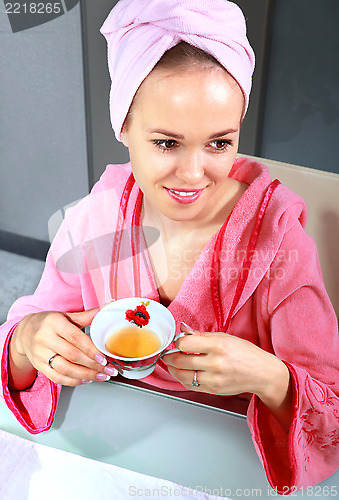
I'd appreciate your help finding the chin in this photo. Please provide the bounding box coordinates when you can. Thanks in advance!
[162,206,202,222]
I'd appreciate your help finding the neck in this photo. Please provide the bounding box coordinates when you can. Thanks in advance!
[142,199,202,239]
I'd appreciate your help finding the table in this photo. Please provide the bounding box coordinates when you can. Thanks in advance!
[1,380,338,499]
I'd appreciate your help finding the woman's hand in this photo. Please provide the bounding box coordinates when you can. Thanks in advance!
[163,323,293,432]
[8,309,117,391]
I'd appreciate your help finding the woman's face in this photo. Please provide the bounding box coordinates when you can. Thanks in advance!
[121,66,244,224]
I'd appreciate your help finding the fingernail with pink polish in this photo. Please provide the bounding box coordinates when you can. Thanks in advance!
[96,373,110,381]
[180,322,195,334]
[95,354,107,367]
[81,380,93,385]
[101,299,116,309]
[104,366,118,377]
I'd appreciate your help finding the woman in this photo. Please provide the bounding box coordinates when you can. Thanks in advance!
[1,0,338,494]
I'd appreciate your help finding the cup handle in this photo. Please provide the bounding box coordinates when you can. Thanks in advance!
[160,346,180,357]
[160,331,187,357]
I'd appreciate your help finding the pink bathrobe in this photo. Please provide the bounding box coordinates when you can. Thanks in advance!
[1,158,338,493]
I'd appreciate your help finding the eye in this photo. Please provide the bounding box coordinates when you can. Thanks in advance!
[209,139,233,152]
[153,139,178,152]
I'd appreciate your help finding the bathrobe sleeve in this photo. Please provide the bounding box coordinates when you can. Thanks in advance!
[0,163,133,434]
[0,207,88,434]
[247,221,339,493]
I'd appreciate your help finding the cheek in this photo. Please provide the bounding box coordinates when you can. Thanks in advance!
[131,161,159,195]
[206,156,237,181]
[140,155,176,184]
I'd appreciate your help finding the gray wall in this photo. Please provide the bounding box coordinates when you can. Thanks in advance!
[0,4,89,243]
[261,0,339,173]
[81,0,131,186]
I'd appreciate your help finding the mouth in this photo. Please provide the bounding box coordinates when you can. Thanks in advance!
[164,187,205,204]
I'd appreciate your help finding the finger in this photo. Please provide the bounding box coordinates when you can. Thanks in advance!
[45,334,107,374]
[180,322,197,334]
[176,328,229,355]
[47,353,111,383]
[41,349,114,386]
[163,351,208,371]
[35,348,95,386]
[50,314,107,368]
[167,365,204,392]
[100,299,116,309]
[174,323,205,352]
[65,308,100,329]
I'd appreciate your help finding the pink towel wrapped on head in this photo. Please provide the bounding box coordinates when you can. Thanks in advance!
[100,0,255,141]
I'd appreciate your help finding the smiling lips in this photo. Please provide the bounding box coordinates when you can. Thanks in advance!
[165,187,205,204]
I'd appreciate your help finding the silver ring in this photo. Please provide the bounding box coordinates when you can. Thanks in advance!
[48,353,60,369]
[192,370,199,387]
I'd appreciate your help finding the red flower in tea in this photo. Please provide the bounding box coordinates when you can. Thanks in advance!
[125,302,150,327]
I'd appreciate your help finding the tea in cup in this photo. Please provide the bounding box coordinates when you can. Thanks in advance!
[105,325,162,358]
[90,298,179,379]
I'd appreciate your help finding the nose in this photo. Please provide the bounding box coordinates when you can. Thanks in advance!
[175,151,205,185]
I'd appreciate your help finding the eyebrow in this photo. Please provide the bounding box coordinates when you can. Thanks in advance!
[147,129,185,139]
[209,129,238,139]
[147,128,238,140]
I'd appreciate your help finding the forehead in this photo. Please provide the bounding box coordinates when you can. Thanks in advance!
[126,68,245,134]
[130,67,244,129]
[138,65,242,101]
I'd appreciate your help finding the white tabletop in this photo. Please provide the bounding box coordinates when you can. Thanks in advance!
[1,380,338,499]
